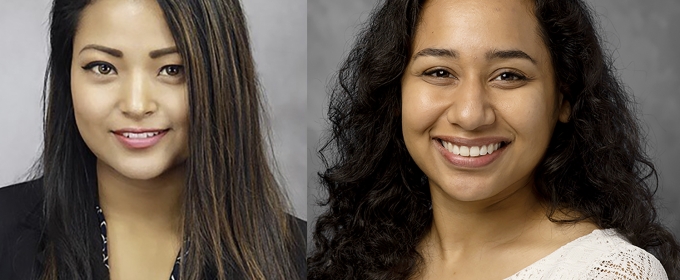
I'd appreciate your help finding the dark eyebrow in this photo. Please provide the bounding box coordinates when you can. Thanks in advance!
[149,47,178,59]
[413,48,458,60]
[412,48,537,65]
[486,49,537,65]
[79,44,123,58]
[78,45,178,59]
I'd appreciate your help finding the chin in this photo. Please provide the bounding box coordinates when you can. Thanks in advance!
[445,189,497,202]
[114,165,168,181]
[433,179,502,202]
[99,157,178,181]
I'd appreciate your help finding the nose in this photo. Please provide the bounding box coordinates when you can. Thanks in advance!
[119,71,157,119]
[446,79,495,130]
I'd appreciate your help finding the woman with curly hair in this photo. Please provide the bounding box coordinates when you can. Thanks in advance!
[309,0,680,279]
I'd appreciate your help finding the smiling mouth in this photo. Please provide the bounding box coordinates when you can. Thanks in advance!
[120,131,166,139]
[437,139,510,157]
[112,129,170,149]
[113,129,170,139]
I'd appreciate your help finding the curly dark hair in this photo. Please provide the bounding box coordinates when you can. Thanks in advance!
[308,0,680,279]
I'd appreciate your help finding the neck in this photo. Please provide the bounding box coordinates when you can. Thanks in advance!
[425,179,547,258]
[96,160,184,233]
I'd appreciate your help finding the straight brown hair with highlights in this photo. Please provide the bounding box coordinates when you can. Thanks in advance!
[39,0,304,279]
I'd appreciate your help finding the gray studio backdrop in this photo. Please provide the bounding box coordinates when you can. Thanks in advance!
[0,0,307,220]
[308,0,680,245]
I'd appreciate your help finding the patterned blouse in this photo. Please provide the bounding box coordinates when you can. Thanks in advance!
[95,205,182,280]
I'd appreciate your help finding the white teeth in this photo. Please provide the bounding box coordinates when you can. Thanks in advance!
[460,146,470,156]
[441,140,504,157]
[122,131,161,139]
[469,146,480,156]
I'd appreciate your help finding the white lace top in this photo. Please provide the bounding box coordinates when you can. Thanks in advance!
[506,229,667,280]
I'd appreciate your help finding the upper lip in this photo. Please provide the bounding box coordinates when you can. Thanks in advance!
[112,128,168,134]
[433,136,511,146]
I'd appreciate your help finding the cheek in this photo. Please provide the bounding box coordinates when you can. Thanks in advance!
[401,80,448,136]
[162,86,190,154]
[70,77,117,134]
[163,86,189,126]
[498,89,556,146]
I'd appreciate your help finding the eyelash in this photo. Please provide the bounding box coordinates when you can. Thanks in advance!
[492,71,527,82]
[81,62,185,78]
[159,65,184,77]
[422,68,528,82]
[423,68,455,79]
[82,61,116,75]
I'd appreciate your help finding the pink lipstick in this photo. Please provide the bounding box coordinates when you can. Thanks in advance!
[112,128,169,149]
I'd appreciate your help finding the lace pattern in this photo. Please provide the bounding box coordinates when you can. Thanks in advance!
[506,229,667,280]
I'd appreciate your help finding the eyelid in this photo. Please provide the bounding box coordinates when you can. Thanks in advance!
[491,69,529,82]
[82,61,117,75]
[422,67,457,78]
[158,64,185,76]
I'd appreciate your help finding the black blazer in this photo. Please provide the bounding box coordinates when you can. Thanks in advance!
[0,179,306,279]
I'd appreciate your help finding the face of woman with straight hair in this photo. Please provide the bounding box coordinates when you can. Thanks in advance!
[401,0,571,203]
[71,0,189,182]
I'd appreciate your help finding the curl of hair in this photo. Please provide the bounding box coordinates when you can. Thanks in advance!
[308,0,680,279]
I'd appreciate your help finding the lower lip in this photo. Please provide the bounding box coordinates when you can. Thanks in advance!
[114,130,168,149]
[434,139,507,168]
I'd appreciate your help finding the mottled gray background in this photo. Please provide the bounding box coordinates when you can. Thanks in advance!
[308,0,680,245]
[0,0,307,220]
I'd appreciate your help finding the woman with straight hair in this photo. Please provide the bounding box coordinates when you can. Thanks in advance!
[309,0,679,279]
[0,0,305,279]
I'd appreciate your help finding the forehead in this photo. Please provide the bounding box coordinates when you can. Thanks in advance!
[74,0,175,52]
[413,0,545,59]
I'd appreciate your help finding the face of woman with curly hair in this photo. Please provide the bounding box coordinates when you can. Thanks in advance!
[401,0,570,204]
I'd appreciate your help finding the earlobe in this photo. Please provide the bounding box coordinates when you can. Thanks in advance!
[558,98,571,123]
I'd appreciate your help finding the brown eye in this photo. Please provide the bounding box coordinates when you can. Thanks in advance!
[425,69,453,78]
[97,64,112,74]
[160,65,184,76]
[495,72,525,81]
[82,62,117,75]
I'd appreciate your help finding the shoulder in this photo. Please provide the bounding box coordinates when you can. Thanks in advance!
[0,178,44,237]
[580,230,667,279]
[510,229,667,279]
[0,178,45,279]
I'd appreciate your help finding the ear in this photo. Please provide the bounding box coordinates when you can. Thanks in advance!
[557,95,571,123]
